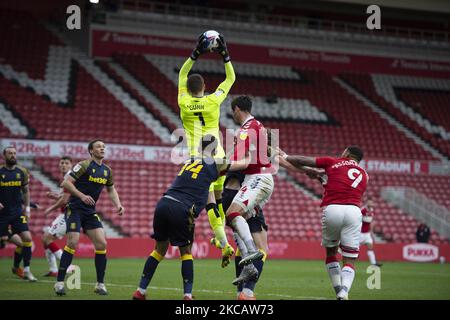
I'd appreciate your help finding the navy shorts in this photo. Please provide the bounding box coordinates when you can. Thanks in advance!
[65,206,103,233]
[222,188,268,233]
[152,197,195,247]
[0,214,29,237]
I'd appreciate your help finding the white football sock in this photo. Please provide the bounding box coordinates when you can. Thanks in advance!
[367,250,377,265]
[242,288,254,297]
[137,287,146,295]
[231,216,257,252]
[45,249,58,272]
[54,249,63,260]
[341,264,355,293]
[326,261,342,294]
[233,232,248,257]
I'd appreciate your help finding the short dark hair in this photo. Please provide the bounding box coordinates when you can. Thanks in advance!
[60,156,72,162]
[88,139,104,155]
[187,74,204,95]
[347,145,363,162]
[3,146,15,156]
[231,95,252,113]
[201,134,218,153]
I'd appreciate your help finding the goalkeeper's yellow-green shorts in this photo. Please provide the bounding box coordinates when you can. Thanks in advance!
[209,175,226,193]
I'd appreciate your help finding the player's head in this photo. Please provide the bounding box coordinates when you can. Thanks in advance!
[199,134,218,158]
[3,146,17,166]
[59,156,72,175]
[88,139,106,160]
[342,145,363,163]
[231,95,252,125]
[187,74,205,96]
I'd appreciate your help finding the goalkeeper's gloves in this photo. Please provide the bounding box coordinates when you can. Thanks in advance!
[214,34,230,63]
[190,33,207,60]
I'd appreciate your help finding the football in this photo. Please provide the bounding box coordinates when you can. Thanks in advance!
[203,30,220,51]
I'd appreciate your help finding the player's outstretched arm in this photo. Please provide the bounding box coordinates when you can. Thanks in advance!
[211,35,235,105]
[44,192,70,216]
[46,191,62,200]
[275,147,317,169]
[106,185,124,216]
[178,34,207,102]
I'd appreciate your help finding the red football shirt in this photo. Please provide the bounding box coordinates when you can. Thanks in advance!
[315,157,368,207]
[232,117,272,175]
[361,207,373,233]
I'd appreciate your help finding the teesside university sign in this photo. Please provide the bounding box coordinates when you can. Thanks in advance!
[1,139,447,176]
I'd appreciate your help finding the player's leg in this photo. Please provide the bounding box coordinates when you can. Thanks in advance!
[85,214,108,295]
[240,216,268,300]
[43,215,66,275]
[14,213,36,282]
[55,210,81,295]
[325,246,341,295]
[9,233,24,278]
[336,205,362,300]
[179,244,194,300]
[365,236,380,266]
[226,174,274,266]
[55,231,79,295]
[214,176,226,225]
[133,241,168,300]
[206,190,225,248]
[223,187,246,292]
[322,205,345,296]
[42,231,59,276]
[133,197,171,300]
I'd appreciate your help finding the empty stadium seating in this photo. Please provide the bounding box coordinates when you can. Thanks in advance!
[340,73,450,158]
[396,88,450,137]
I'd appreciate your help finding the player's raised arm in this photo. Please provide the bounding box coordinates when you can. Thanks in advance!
[211,34,236,105]
[178,34,207,102]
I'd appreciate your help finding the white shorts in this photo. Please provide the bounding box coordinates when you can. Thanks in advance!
[360,232,373,245]
[321,204,362,258]
[43,214,66,239]
[232,174,274,218]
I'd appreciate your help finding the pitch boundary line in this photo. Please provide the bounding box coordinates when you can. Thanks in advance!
[5,278,329,300]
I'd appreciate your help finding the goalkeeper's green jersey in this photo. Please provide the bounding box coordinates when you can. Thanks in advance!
[178,58,235,157]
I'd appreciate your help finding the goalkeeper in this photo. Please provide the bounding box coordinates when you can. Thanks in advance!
[178,33,236,266]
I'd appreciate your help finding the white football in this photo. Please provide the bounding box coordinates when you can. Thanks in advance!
[203,30,220,51]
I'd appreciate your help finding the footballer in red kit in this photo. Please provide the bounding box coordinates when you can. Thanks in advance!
[360,198,381,266]
[225,96,275,286]
[276,145,367,300]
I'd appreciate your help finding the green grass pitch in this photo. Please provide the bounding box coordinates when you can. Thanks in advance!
[1,258,449,300]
